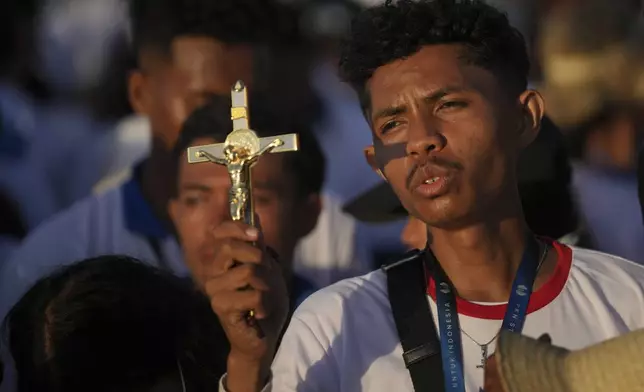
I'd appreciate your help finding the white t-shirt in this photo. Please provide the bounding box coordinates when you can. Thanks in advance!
[220,241,644,392]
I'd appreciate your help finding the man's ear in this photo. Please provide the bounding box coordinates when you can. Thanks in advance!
[364,145,386,180]
[128,70,150,115]
[298,194,322,238]
[518,90,545,149]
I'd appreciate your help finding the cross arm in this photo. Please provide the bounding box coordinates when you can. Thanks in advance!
[259,133,299,153]
[186,133,299,164]
[187,144,226,164]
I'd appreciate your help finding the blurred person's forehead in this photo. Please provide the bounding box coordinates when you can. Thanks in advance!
[138,36,255,97]
[169,37,254,90]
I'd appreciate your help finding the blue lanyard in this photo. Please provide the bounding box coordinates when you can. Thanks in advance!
[432,234,541,392]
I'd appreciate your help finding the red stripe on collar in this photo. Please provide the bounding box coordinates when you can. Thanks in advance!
[425,239,573,320]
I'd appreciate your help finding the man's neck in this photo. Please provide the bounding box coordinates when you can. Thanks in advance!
[139,147,176,224]
[427,216,552,303]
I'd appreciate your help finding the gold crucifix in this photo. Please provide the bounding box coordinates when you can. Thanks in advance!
[186,80,299,227]
[186,81,298,322]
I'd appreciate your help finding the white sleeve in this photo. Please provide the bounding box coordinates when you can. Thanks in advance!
[269,315,339,391]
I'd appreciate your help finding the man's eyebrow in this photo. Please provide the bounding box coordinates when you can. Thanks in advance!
[371,86,471,123]
[423,86,470,103]
[372,105,408,123]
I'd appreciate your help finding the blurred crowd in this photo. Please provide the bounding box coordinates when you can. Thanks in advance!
[1,0,644,391]
[2,0,643,269]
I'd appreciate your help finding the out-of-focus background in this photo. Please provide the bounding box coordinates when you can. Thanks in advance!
[1,0,644,269]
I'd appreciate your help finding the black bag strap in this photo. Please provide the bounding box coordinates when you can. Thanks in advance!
[384,249,445,392]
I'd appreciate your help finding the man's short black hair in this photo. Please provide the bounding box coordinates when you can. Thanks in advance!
[129,0,295,58]
[3,255,229,392]
[338,0,530,113]
[173,96,326,197]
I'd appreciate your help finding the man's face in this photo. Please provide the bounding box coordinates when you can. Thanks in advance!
[129,37,254,149]
[365,45,543,228]
[169,138,320,285]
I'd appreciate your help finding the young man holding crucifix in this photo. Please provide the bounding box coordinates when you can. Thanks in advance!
[0,0,369,326]
[206,1,644,391]
[0,0,271,323]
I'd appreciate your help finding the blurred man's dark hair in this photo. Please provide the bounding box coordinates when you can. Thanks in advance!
[129,0,287,58]
[3,255,229,392]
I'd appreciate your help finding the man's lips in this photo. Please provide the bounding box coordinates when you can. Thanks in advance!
[409,166,453,198]
[409,165,451,190]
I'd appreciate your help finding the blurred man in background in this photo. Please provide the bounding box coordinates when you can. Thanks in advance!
[170,98,326,307]
[0,0,58,239]
[1,0,128,225]
[538,0,644,262]
[1,0,373,324]
[40,0,141,200]
[566,104,644,261]
[0,0,279,320]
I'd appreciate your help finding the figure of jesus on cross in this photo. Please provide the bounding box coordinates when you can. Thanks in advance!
[186,80,299,225]
[197,137,285,221]
[186,81,299,323]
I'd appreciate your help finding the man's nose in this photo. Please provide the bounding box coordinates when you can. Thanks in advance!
[405,119,446,158]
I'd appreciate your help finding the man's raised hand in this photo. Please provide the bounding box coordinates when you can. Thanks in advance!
[204,218,289,391]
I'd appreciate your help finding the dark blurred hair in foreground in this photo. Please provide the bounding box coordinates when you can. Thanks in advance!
[3,255,229,392]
